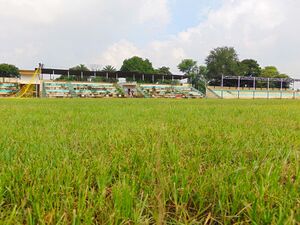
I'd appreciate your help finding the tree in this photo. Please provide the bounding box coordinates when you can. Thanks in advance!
[177,59,207,92]
[0,64,20,77]
[178,59,198,87]
[120,56,155,74]
[261,66,280,78]
[102,65,117,72]
[156,66,172,75]
[260,66,290,88]
[205,47,240,84]
[239,59,261,77]
[194,65,208,94]
[69,64,90,71]
[177,59,197,75]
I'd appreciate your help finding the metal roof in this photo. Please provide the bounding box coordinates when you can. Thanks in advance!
[40,68,188,80]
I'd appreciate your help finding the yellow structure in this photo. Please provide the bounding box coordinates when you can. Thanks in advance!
[15,68,41,97]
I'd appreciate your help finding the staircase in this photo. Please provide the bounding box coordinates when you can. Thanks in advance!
[115,83,125,96]
[67,82,77,98]
[136,85,151,98]
[206,88,221,99]
[190,87,205,97]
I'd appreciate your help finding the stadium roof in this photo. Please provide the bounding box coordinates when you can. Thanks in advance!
[40,68,188,80]
[223,76,300,82]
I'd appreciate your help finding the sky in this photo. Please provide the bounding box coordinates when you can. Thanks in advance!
[0,0,299,78]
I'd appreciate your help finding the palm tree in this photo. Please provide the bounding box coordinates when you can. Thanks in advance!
[69,64,90,71]
[102,65,117,72]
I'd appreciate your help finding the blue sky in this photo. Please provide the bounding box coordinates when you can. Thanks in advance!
[0,0,299,78]
[168,0,220,34]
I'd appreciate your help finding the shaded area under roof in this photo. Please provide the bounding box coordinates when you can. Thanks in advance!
[41,68,188,80]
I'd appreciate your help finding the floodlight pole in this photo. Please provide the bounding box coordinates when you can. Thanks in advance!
[238,76,241,99]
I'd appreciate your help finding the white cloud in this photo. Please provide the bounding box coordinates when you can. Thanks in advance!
[138,0,170,25]
[99,0,300,78]
[0,0,300,78]
[95,40,142,68]
[0,0,171,68]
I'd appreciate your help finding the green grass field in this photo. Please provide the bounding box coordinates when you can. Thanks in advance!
[0,99,299,224]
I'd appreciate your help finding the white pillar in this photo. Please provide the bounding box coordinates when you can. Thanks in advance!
[253,77,256,99]
[267,78,270,99]
[238,76,241,99]
[221,75,224,99]
[280,79,283,99]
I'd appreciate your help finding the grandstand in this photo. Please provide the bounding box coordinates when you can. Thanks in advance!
[207,76,300,99]
[2,66,300,99]
[139,84,203,98]
[0,78,19,97]
[43,81,119,98]
[1,67,198,98]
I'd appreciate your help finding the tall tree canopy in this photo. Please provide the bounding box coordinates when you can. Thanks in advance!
[69,64,90,71]
[205,47,239,82]
[177,59,197,75]
[239,59,261,77]
[120,56,155,74]
[0,63,20,77]
[156,66,172,75]
[102,65,117,72]
[259,66,290,88]
[260,66,288,78]
[178,59,207,92]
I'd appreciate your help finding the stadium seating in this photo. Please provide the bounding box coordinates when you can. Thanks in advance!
[0,83,19,96]
[139,84,203,98]
[208,87,300,99]
[43,82,119,98]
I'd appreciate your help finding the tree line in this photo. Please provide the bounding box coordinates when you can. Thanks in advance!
[0,46,291,89]
[68,47,291,89]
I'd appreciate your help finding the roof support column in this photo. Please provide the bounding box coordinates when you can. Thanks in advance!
[253,77,256,99]
[267,78,270,99]
[280,79,283,99]
[293,79,296,99]
[221,75,224,99]
[238,76,241,99]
